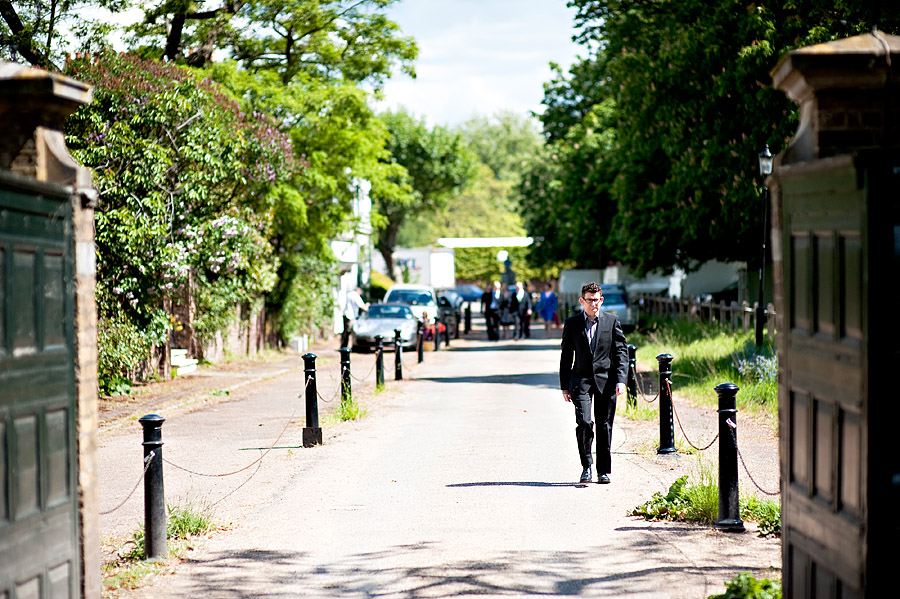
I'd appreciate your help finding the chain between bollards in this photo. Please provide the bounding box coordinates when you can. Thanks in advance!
[715,382,745,532]
[656,353,676,454]
[139,414,167,561]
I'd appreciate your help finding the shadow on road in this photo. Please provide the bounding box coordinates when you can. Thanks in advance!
[444,341,558,352]
[417,372,558,389]
[446,481,588,488]
[161,543,765,597]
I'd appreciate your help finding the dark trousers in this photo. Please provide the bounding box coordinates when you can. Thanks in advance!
[341,315,351,348]
[517,312,531,339]
[571,378,617,473]
[485,308,499,340]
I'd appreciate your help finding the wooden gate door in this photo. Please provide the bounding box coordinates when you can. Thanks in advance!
[775,152,898,598]
[0,173,80,598]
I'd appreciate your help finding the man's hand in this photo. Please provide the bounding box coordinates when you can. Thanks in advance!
[561,390,571,402]
[615,383,626,397]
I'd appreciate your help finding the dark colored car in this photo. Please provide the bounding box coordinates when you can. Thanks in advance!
[455,283,484,303]
[437,289,464,339]
[351,303,419,352]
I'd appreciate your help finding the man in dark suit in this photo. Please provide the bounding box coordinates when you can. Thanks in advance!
[514,281,532,339]
[480,281,500,341]
[559,282,628,484]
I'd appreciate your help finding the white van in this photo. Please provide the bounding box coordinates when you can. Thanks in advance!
[383,283,438,321]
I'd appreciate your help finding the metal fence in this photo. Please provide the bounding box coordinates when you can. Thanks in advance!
[634,294,777,338]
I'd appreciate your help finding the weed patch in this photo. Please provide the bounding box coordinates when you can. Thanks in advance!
[102,502,217,597]
[708,572,781,599]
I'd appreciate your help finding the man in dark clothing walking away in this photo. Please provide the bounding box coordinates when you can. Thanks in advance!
[514,281,532,339]
[559,282,628,484]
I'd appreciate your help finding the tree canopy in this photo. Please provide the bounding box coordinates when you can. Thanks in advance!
[520,0,900,277]
[371,108,477,274]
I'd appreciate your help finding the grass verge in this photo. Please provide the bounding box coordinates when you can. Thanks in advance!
[632,317,778,427]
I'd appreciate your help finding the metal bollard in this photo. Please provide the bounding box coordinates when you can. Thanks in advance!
[340,347,351,403]
[444,316,452,346]
[139,414,167,560]
[302,353,322,447]
[656,353,677,454]
[417,320,424,363]
[394,328,403,381]
[375,336,385,389]
[715,383,745,532]
[464,304,471,334]
[626,344,637,409]
[433,314,441,351]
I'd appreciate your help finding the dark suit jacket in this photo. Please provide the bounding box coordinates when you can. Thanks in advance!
[559,311,628,394]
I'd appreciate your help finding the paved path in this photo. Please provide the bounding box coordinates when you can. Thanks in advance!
[100,324,780,598]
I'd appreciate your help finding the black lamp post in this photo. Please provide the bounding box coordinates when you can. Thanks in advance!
[756,145,773,347]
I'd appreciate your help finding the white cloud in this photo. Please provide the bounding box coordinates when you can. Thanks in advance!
[376,0,583,127]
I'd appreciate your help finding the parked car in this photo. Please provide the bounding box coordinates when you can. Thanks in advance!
[455,283,484,303]
[351,303,419,352]
[437,289,464,338]
[382,283,438,321]
[599,284,637,333]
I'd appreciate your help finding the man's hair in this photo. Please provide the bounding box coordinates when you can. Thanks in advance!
[581,282,602,297]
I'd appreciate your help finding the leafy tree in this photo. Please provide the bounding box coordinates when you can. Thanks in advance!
[0,0,125,69]
[199,62,408,339]
[127,0,417,86]
[398,164,525,248]
[457,111,543,183]
[521,0,900,277]
[65,52,296,389]
[372,108,477,275]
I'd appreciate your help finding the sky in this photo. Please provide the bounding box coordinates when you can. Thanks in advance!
[376,0,585,127]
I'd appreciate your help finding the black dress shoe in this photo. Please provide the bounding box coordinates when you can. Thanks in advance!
[598,473,610,484]
[580,467,592,483]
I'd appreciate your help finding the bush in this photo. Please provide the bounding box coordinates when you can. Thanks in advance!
[97,314,153,396]
[708,572,781,599]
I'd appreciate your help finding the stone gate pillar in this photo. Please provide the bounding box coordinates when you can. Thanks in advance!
[0,62,98,598]
[770,31,900,599]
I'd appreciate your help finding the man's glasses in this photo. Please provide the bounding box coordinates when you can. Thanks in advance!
[582,297,603,304]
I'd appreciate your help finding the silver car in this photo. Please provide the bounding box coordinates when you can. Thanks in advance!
[351,303,420,352]
[600,284,637,333]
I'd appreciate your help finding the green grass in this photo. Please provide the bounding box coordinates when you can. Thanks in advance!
[103,502,217,596]
[339,395,366,421]
[632,317,778,427]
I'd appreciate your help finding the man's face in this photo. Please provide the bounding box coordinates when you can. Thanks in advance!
[580,291,603,318]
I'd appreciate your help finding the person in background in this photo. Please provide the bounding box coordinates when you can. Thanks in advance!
[515,281,532,339]
[539,282,559,335]
[481,281,500,341]
[499,282,516,339]
[341,286,368,347]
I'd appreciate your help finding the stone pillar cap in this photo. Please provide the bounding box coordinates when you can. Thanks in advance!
[0,60,92,124]
[773,30,900,102]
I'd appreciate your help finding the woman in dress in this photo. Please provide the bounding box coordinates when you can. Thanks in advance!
[538,282,559,334]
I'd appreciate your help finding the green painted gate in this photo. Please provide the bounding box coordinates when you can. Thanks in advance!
[0,171,80,598]
[775,151,899,598]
